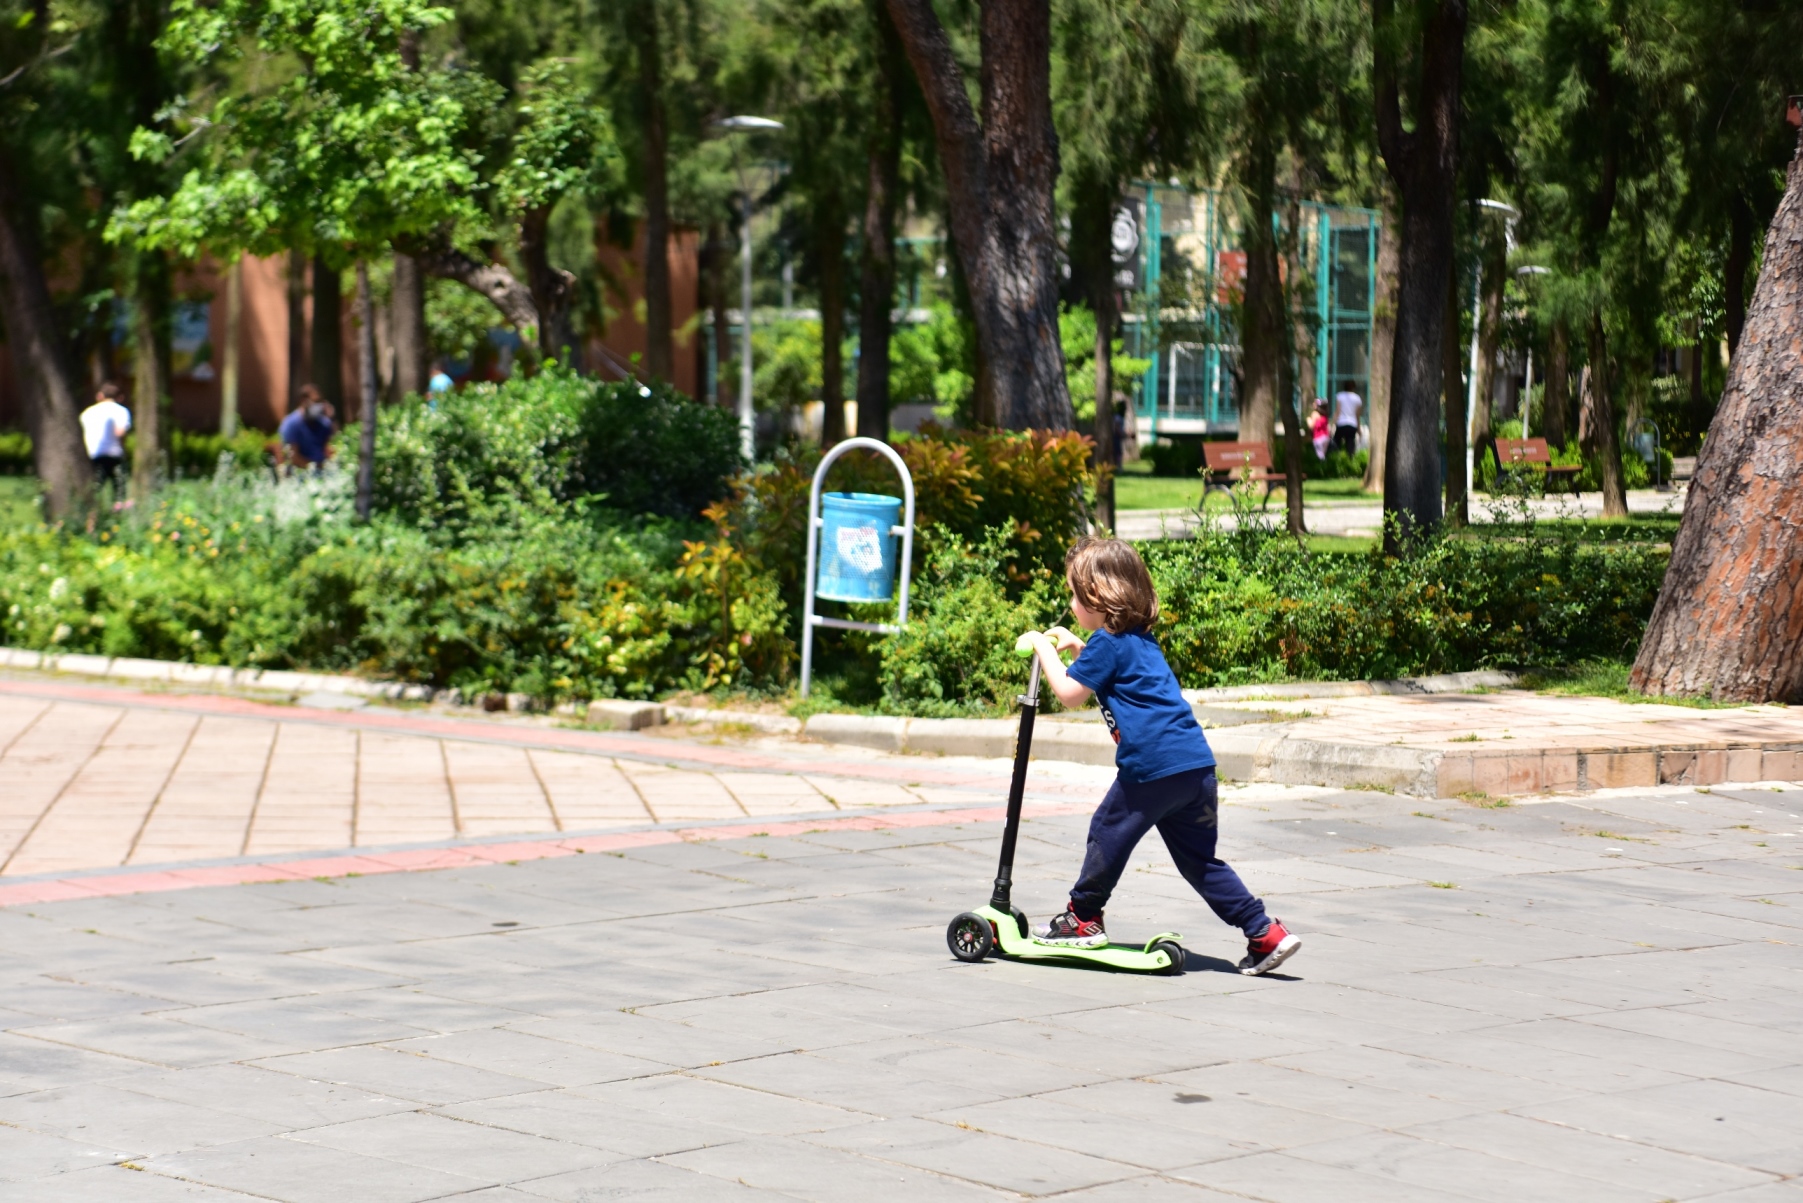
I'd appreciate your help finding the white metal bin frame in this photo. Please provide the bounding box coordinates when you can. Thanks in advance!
[799,436,916,698]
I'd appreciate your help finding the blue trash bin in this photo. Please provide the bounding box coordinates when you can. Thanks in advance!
[817,492,903,602]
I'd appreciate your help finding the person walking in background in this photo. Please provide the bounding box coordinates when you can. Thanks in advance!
[79,382,131,501]
[1332,381,1362,456]
[278,385,336,475]
[1309,398,1331,460]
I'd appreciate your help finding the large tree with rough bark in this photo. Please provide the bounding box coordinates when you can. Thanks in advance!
[883,0,1071,430]
[1630,131,1803,703]
[1373,0,1466,546]
[0,0,92,520]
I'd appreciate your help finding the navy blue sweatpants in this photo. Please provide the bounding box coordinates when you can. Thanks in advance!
[1069,766,1270,936]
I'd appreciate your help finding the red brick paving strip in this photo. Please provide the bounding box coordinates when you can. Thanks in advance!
[0,677,1074,792]
[0,801,1088,909]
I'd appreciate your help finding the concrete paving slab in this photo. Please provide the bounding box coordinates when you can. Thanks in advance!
[5,1163,271,1201]
[286,1110,613,1183]
[664,1135,1012,1202]
[515,1155,794,1201]
[4,774,1800,1200]
[137,1135,489,1202]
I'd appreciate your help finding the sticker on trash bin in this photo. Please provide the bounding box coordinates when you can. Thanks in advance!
[836,525,885,573]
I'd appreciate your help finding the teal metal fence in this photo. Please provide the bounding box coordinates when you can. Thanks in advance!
[1126,183,1379,440]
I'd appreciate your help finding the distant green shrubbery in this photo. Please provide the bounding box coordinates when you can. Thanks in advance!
[0,366,1672,711]
[1146,514,1667,686]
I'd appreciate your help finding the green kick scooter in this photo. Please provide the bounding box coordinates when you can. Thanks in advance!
[945,634,1186,975]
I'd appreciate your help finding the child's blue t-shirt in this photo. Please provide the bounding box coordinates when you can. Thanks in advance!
[1066,628,1214,783]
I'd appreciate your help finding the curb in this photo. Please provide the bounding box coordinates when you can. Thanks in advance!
[0,647,436,703]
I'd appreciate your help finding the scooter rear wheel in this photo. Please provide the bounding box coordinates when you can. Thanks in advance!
[947,912,995,962]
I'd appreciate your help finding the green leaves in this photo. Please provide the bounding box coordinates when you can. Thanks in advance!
[495,59,620,214]
[112,0,483,259]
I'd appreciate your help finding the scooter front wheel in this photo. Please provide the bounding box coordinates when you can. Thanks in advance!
[1152,940,1186,976]
[947,912,995,962]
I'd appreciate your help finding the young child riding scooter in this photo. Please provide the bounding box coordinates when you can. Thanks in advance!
[1021,536,1302,976]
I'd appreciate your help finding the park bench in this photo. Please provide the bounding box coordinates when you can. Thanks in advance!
[1493,437,1582,495]
[1202,441,1286,500]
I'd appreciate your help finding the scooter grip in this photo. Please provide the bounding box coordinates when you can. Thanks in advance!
[1013,631,1039,658]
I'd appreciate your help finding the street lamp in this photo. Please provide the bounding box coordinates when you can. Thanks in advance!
[713,115,784,463]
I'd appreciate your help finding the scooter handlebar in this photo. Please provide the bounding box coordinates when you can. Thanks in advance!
[1013,631,1041,658]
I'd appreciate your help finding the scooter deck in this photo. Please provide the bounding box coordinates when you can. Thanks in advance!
[975,905,1182,973]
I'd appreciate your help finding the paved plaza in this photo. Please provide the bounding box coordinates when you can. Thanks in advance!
[3,716,1801,1200]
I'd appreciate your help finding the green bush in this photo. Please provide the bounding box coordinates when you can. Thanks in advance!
[1147,516,1668,686]
[366,366,741,528]
[1141,438,1205,478]
[0,432,32,475]
[170,428,277,478]
[877,529,1066,716]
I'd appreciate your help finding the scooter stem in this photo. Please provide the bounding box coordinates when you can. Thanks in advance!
[989,656,1041,911]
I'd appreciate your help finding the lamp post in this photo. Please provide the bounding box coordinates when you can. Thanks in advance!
[713,115,784,463]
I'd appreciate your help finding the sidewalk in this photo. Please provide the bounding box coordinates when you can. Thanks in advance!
[0,673,1113,882]
[1200,689,1803,798]
[5,669,1802,888]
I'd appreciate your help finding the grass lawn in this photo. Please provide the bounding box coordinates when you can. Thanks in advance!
[1515,660,1750,708]
[1114,465,1378,512]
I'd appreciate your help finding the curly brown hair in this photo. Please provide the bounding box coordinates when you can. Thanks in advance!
[1064,536,1158,634]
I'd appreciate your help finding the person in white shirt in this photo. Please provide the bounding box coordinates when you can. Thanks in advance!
[1331,382,1362,456]
[79,383,132,497]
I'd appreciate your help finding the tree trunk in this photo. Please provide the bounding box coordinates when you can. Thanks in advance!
[1072,185,1118,530]
[311,255,343,409]
[519,204,578,367]
[885,0,1071,430]
[0,172,91,520]
[1473,220,1505,450]
[1631,136,1803,702]
[1586,309,1629,518]
[1093,258,1117,533]
[287,249,308,405]
[129,258,167,505]
[1726,193,1751,358]
[1238,134,1281,450]
[1276,194,1307,537]
[1363,194,1399,494]
[1441,268,1466,527]
[1688,324,1709,438]
[709,222,733,406]
[1543,316,1570,449]
[391,251,428,398]
[818,205,847,445]
[637,0,674,381]
[856,0,904,441]
[1374,0,1466,549]
[355,263,379,522]
[221,254,241,437]
[408,243,540,332]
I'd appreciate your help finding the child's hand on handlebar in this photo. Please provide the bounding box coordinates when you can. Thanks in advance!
[1043,625,1086,654]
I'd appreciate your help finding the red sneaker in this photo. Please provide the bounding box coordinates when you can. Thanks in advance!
[1034,903,1108,948]
[1239,918,1301,975]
